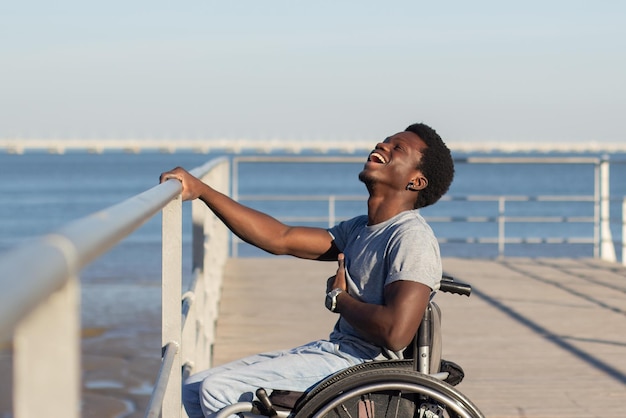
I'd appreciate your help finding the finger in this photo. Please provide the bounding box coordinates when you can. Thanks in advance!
[159,167,184,184]
[333,254,347,292]
[336,253,345,278]
[160,173,172,184]
[160,171,174,183]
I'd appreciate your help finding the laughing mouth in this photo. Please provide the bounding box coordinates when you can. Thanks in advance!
[368,152,387,164]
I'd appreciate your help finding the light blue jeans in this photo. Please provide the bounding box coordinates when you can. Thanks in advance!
[182,339,371,418]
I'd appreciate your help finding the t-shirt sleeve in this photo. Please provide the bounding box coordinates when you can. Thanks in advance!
[327,215,367,252]
[385,229,442,291]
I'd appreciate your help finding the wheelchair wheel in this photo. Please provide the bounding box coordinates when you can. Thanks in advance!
[294,367,484,418]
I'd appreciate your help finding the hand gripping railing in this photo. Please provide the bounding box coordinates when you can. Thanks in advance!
[146,157,230,418]
[0,157,229,418]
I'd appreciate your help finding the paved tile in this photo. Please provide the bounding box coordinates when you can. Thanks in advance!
[213,257,626,418]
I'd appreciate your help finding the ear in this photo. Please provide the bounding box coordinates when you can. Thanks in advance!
[409,174,428,191]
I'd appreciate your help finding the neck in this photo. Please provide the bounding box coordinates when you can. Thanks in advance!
[366,193,415,225]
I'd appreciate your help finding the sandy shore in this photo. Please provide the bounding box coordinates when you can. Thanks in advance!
[0,274,181,417]
[81,326,161,418]
[1,325,162,418]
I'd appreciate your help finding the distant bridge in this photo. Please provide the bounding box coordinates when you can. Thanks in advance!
[1,138,626,154]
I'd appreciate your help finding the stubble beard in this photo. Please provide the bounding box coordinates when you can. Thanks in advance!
[358,169,378,194]
[358,169,372,186]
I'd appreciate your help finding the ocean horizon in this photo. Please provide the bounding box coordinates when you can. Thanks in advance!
[2,147,625,257]
[1,149,625,330]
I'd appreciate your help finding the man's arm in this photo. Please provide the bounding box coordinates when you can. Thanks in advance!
[160,167,339,260]
[329,256,431,352]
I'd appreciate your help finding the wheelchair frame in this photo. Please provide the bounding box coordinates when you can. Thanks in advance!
[215,275,485,418]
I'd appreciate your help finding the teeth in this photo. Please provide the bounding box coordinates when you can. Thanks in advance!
[370,152,386,164]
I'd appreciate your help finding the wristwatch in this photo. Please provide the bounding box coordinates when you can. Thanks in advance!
[325,288,343,312]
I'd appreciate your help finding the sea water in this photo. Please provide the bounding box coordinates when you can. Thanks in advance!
[1,149,625,329]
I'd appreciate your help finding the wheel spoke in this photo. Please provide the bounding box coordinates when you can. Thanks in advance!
[388,390,402,418]
[339,403,353,418]
[297,367,484,418]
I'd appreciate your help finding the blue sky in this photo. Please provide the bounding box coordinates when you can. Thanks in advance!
[1,1,624,143]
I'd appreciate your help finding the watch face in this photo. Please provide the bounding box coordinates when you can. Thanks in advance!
[325,294,333,311]
[325,289,341,312]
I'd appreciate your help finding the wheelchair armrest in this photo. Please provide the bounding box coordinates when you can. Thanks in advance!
[440,275,472,297]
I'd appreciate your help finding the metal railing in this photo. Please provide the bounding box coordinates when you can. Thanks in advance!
[146,158,230,418]
[0,153,624,417]
[0,157,230,418]
[232,155,624,263]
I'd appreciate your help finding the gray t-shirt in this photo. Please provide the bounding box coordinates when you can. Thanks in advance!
[327,209,442,359]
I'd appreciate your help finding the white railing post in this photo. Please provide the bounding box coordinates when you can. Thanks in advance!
[147,158,229,418]
[202,211,219,369]
[182,197,205,376]
[231,158,240,258]
[622,198,626,266]
[593,160,600,258]
[599,157,616,262]
[328,195,336,228]
[498,197,506,258]
[180,159,230,381]
[13,276,80,418]
[199,162,229,369]
[162,194,183,417]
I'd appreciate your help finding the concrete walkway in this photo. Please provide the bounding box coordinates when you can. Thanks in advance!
[212,257,626,418]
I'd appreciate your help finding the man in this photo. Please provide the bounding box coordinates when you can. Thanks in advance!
[159,122,454,417]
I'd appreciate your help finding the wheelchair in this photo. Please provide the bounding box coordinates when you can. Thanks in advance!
[215,275,485,418]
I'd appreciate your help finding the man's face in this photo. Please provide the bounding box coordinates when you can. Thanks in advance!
[359,131,427,191]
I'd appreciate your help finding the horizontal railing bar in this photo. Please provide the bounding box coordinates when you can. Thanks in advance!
[441,195,596,202]
[234,155,616,165]
[231,154,621,262]
[426,216,596,223]
[259,215,598,224]
[461,156,601,164]
[239,195,366,201]
[506,237,596,244]
[239,195,600,207]
[234,156,366,163]
[0,157,228,343]
[189,157,230,179]
[500,216,596,223]
[236,232,597,246]
[0,181,181,342]
[439,237,595,244]
[239,194,597,202]
[427,217,497,222]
